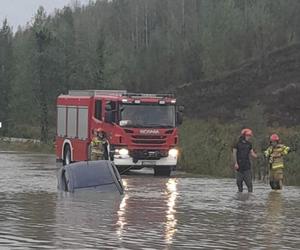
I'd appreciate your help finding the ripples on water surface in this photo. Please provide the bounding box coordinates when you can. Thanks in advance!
[0,151,299,249]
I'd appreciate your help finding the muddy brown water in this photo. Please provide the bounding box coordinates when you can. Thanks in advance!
[0,151,299,249]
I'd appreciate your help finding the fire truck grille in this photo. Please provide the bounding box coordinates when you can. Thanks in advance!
[131,135,167,145]
[130,150,168,160]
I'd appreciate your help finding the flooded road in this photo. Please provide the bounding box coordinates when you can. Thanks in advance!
[0,151,299,249]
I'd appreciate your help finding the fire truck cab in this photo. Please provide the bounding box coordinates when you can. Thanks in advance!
[56,90,183,176]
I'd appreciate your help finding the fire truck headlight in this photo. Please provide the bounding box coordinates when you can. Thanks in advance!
[168,148,178,157]
[119,148,129,156]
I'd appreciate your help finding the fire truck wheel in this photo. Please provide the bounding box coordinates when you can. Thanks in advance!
[63,145,71,166]
[154,166,171,177]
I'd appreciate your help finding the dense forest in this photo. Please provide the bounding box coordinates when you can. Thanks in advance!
[0,0,299,140]
[0,0,299,181]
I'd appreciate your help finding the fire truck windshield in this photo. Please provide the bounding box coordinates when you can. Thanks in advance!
[120,104,175,128]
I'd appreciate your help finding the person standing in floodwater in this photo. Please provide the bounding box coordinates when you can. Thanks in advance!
[232,128,258,192]
[264,134,290,190]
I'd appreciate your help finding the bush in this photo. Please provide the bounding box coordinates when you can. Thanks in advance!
[179,119,300,186]
[6,124,41,139]
[179,119,239,177]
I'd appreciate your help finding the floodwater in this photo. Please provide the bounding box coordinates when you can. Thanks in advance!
[0,151,300,250]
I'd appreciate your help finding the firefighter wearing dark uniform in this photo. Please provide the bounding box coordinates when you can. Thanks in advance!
[90,129,106,161]
[264,134,290,190]
[233,128,258,192]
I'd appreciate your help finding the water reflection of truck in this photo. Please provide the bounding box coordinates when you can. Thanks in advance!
[55,90,183,176]
[116,178,178,245]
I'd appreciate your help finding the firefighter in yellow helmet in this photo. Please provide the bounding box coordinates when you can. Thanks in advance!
[264,134,290,190]
[90,128,106,161]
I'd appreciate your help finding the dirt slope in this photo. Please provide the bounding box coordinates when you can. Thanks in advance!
[177,43,300,126]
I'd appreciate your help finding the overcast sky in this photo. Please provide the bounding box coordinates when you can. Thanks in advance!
[0,0,91,30]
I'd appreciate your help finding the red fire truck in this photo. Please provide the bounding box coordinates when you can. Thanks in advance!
[56,90,183,176]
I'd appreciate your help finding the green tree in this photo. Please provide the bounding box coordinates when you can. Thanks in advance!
[95,37,106,88]
[31,7,52,142]
[0,19,13,135]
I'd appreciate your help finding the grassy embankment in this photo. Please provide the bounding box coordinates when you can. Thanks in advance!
[0,125,55,154]
[179,119,300,186]
[0,140,54,154]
